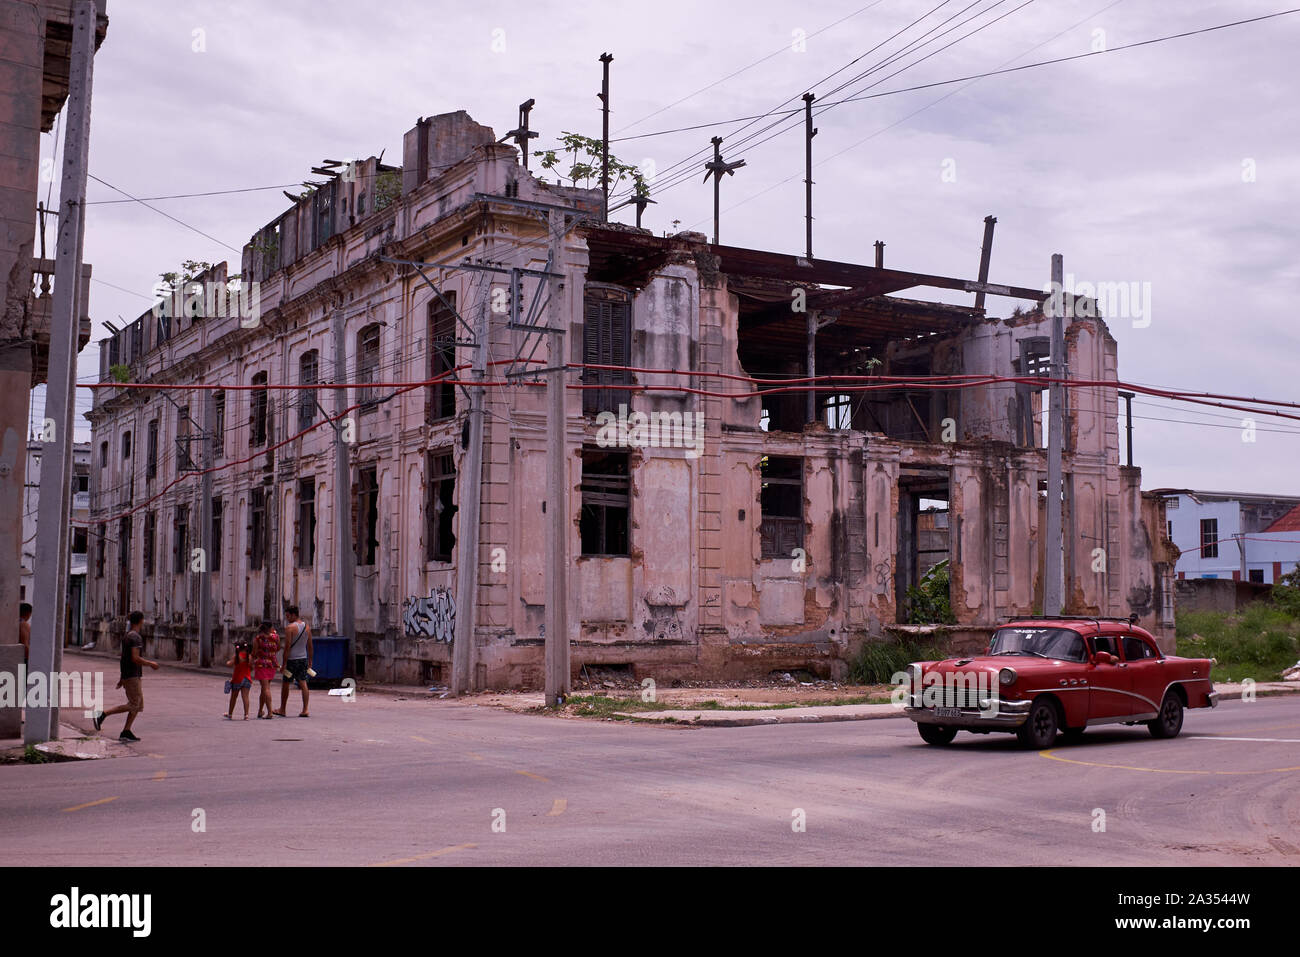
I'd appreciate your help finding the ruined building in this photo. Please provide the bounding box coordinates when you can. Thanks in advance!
[85,110,1177,687]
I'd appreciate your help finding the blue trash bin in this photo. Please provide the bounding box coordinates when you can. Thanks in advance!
[310,635,348,687]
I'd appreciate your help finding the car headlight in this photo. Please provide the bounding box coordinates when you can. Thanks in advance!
[999,667,1017,687]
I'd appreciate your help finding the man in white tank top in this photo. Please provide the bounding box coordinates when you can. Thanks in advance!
[276,605,313,717]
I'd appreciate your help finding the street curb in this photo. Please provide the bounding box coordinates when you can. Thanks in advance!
[614,706,905,726]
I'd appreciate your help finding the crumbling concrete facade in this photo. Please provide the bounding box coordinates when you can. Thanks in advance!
[85,109,1175,687]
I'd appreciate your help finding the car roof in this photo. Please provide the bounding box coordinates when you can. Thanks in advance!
[1002,618,1156,640]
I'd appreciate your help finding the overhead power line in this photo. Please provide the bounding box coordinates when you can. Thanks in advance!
[611,7,1300,144]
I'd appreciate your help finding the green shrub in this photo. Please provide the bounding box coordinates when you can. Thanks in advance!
[905,559,956,625]
[849,637,945,685]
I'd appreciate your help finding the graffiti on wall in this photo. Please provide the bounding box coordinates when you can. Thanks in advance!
[402,588,456,641]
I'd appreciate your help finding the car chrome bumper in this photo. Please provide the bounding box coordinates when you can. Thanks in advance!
[903,696,1031,729]
[1207,690,1220,708]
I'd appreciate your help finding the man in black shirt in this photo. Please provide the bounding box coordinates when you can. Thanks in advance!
[92,611,158,741]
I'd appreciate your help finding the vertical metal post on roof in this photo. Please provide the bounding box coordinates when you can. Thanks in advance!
[506,99,538,170]
[974,215,997,312]
[1045,254,1066,616]
[599,53,613,222]
[802,92,817,259]
[874,241,884,268]
[703,137,745,245]
[27,0,96,745]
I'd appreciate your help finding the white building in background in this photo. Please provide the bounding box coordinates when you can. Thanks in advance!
[1155,489,1300,584]
[20,440,92,644]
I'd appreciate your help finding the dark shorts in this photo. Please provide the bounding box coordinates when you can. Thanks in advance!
[283,659,310,684]
[225,677,252,693]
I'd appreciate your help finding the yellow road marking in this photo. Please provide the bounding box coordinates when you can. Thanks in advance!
[370,843,476,867]
[516,770,550,783]
[466,752,485,761]
[146,753,164,760]
[410,735,432,744]
[63,797,118,813]
[1040,749,1300,776]
[548,798,567,816]
[152,770,167,781]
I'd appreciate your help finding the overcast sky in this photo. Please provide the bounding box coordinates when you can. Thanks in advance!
[35,0,1300,496]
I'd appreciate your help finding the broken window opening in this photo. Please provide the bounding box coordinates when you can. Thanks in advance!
[426,451,457,563]
[249,487,266,571]
[356,324,381,408]
[759,455,804,558]
[299,350,319,431]
[211,496,223,572]
[143,511,156,577]
[296,479,315,568]
[581,284,632,416]
[249,372,269,447]
[121,430,131,460]
[580,448,630,556]
[172,507,187,575]
[176,406,195,472]
[146,419,158,479]
[427,294,457,422]
[896,469,953,624]
[354,465,379,567]
[94,523,105,579]
[824,393,852,430]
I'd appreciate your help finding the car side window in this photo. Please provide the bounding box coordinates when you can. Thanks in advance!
[1122,635,1156,661]
[1093,634,1119,656]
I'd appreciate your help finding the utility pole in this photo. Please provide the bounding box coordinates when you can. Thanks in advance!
[973,215,997,312]
[1044,254,1066,616]
[452,277,487,695]
[802,93,816,259]
[331,306,355,670]
[544,209,570,706]
[703,137,745,245]
[198,389,214,667]
[598,53,613,222]
[1117,390,1134,467]
[27,0,95,745]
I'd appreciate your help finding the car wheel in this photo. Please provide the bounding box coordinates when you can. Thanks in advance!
[1148,691,1184,739]
[918,723,958,746]
[1016,699,1059,749]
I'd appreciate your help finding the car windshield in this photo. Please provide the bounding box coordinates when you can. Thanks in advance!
[989,627,1086,662]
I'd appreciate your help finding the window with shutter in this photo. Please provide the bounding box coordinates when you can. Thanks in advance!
[582,285,632,415]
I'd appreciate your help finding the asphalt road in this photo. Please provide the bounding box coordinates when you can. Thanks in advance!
[2,653,1298,866]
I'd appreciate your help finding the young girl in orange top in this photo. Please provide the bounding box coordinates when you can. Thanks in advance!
[225,639,253,719]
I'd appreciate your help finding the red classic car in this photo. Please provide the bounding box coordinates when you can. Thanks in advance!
[903,616,1219,749]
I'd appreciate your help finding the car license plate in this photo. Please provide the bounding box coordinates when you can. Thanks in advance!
[933,707,961,719]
